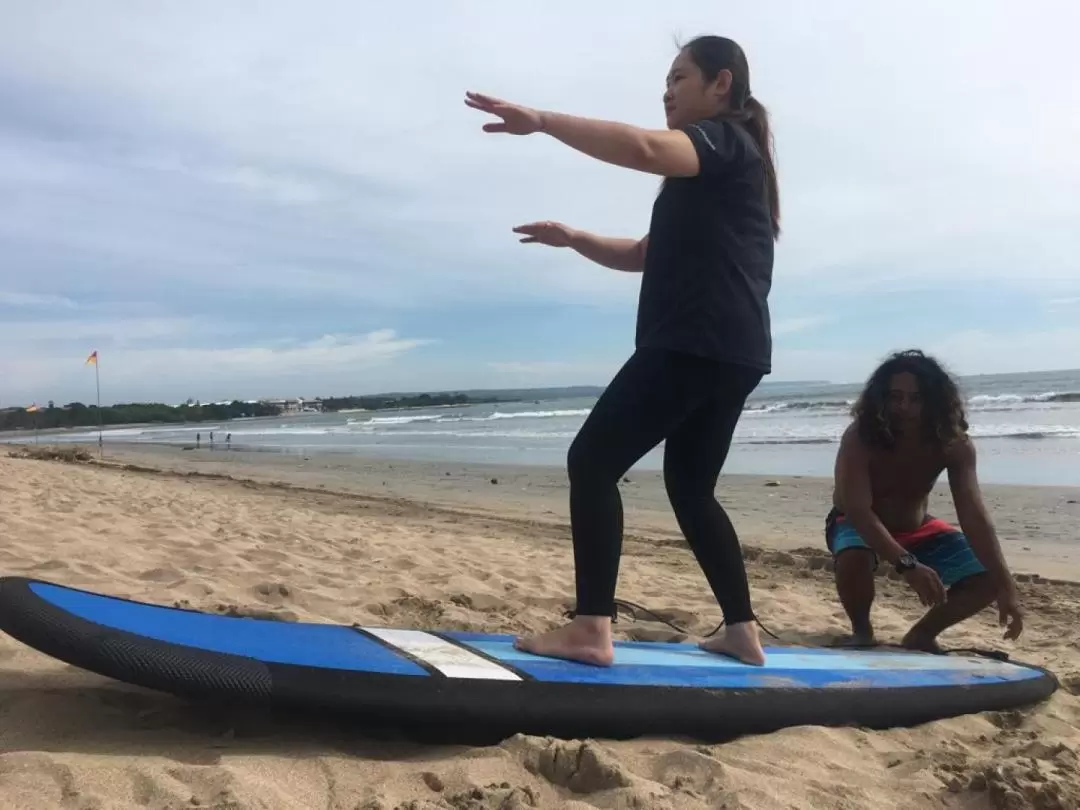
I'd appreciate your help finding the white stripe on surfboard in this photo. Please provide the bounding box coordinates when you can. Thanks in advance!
[364,628,521,681]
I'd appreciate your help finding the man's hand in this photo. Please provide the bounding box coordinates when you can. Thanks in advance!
[903,562,947,607]
[996,580,1024,640]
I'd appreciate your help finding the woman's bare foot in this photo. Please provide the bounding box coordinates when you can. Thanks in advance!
[698,621,766,666]
[514,615,615,666]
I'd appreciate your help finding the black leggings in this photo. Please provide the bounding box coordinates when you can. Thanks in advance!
[567,347,763,624]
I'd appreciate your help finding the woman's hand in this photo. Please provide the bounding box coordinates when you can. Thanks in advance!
[465,92,545,135]
[512,221,576,247]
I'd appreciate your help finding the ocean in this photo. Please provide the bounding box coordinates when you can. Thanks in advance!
[13,369,1080,487]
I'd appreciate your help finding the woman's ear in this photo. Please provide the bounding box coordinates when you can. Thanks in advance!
[712,68,734,101]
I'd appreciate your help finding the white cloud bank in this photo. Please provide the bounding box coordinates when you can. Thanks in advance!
[1,1,1078,403]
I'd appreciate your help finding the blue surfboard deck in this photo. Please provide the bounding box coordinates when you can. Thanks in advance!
[0,576,1058,741]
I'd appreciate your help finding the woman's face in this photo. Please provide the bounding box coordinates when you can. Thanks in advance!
[663,49,731,129]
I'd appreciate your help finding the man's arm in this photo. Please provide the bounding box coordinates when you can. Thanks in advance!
[947,438,1011,582]
[568,231,648,272]
[834,426,911,565]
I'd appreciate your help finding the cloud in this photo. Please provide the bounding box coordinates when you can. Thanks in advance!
[140,157,331,207]
[0,291,78,309]
[483,316,832,384]
[1048,297,1080,310]
[0,2,1078,404]
[486,360,620,385]
[117,329,433,378]
[2,330,434,404]
[925,328,1080,377]
[0,316,208,346]
[770,327,1080,385]
[773,316,830,337]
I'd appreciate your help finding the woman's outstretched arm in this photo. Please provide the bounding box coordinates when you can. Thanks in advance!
[513,221,647,272]
[465,92,702,177]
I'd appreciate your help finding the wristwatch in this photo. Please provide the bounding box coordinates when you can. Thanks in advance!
[893,553,917,574]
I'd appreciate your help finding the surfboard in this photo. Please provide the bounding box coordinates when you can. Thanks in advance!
[0,576,1057,740]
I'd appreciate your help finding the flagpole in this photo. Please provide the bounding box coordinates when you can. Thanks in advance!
[86,349,103,458]
[95,354,102,458]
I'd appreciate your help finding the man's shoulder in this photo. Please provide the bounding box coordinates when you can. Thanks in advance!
[835,423,872,470]
[944,433,977,467]
[838,422,863,450]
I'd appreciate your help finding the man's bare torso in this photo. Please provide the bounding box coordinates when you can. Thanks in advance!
[834,428,950,534]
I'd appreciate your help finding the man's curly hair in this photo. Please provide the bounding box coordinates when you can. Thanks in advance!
[852,349,969,449]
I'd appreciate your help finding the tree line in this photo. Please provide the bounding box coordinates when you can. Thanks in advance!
[318,392,498,411]
[1,392,502,432]
[0,400,281,432]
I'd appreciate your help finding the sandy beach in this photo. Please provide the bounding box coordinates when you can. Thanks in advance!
[1,443,1078,809]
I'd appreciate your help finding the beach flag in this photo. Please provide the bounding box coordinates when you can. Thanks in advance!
[85,349,103,457]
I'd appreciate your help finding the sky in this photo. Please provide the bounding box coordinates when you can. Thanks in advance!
[2,0,1078,406]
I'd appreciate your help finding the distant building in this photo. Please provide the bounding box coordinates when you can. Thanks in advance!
[259,397,322,414]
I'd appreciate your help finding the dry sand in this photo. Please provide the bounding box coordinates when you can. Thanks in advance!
[0,444,1078,809]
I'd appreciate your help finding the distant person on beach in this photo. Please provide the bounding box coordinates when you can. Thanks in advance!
[827,350,1024,651]
[466,35,778,666]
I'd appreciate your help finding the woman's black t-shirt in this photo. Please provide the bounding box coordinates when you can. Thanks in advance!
[635,117,774,374]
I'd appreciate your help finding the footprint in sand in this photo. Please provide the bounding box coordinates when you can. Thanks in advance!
[960,757,1080,808]
[0,752,84,807]
[241,548,290,564]
[216,603,299,622]
[130,769,196,808]
[137,566,187,583]
[449,593,507,613]
[369,595,445,626]
[1060,672,1080,696]
[252,581,293,604]
[987,710,1027,730]
[163,765,242,808]
[505,736,634,794]
[505,571,545,587]
[650,749,731,795]
[442,782,542,809]
[28,559,69,572]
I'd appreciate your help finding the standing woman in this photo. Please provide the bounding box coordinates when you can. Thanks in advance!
[466,35,779,666]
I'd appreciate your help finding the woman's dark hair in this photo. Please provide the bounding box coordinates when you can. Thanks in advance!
[683,35,780,238]
[852,349,969,450]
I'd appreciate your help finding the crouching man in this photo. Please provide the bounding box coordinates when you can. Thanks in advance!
[827,350,1023,652]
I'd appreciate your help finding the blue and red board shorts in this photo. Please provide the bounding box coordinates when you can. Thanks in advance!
[825,507,986,588]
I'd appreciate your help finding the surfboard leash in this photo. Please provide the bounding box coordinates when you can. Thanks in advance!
[865,642,1011,662]
[564,602,1009,661]
[564,599,782,641]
